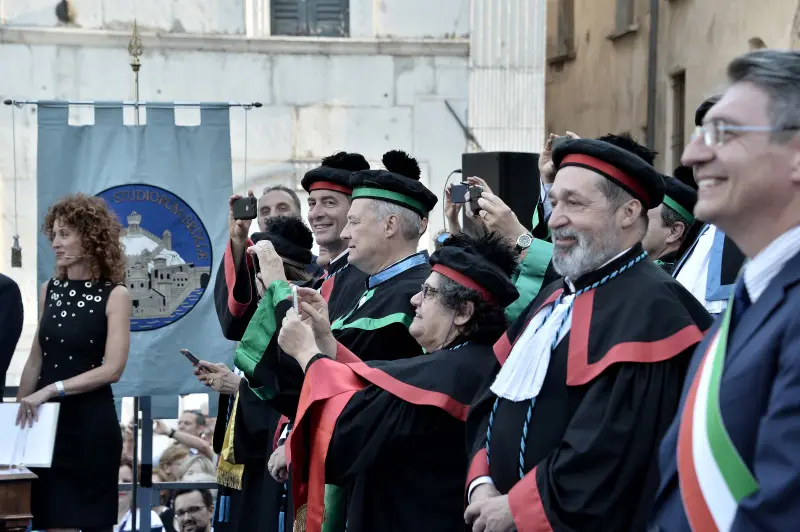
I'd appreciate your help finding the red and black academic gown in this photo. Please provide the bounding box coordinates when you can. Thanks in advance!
[287,341,497,532]
[465,245,713,532]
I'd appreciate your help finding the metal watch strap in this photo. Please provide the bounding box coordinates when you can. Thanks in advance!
[515,233,533,251]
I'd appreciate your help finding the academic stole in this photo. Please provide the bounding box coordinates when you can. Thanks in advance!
[676,289,759,531]
[216,392,244,490]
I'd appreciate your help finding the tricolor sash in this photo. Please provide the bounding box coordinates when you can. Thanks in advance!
[677,289,759,531]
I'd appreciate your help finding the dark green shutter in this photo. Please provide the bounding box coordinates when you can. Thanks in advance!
[271,0,349,37]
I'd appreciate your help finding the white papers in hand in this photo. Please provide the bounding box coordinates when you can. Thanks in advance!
[0,403,61,468]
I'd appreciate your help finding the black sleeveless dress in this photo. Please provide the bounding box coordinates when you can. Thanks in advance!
[30,278,123,530]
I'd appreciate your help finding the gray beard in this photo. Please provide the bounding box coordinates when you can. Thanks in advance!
[551,227,622,281]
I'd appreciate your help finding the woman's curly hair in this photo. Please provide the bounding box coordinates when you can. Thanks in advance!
[42,193,126,283]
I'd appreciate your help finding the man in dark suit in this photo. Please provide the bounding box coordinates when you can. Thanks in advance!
[0,273,24,399]
[650,49,800,531]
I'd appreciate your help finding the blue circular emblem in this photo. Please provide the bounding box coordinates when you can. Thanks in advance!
[96,185,213,332]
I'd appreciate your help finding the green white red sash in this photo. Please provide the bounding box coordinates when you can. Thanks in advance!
[677,289,759,531]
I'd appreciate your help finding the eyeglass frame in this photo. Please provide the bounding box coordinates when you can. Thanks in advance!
[692,120,800,147]
[175,504,208,519]
[420,284,439,299]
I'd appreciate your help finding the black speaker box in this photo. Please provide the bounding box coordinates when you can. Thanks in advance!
[460,151,544,236]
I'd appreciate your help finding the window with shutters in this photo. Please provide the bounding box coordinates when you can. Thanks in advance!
[614,0,635,33]
[271,0,350,37]
[671,70,687,168]
[555,0,575,56]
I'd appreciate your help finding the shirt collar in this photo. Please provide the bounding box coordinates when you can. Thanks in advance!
[742,224,800,303]
[367,251,429,290]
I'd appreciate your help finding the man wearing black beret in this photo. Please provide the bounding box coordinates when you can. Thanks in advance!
[300,152,370,307]
[464,139,712,532]
[643,171,700,274]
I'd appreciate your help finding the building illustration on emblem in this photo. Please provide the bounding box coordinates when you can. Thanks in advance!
[121,210,211,326]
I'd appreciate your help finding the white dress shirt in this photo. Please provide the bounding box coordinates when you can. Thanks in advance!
[742,224,800,303]
[676,225,728,315]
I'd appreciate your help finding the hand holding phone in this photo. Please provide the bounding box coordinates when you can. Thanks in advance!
[550,135,570,151]
[232,196,258,220]
[180,349,207,373]
[451,183,469,204]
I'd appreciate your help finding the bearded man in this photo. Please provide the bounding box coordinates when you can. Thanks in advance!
[463,139,712,532]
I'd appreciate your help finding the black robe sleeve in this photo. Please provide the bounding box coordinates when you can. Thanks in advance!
[507,356,689,532]
[214,238,258,341]
[323,385,457,484]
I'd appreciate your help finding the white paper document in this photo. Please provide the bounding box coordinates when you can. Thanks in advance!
[0,403,60,468]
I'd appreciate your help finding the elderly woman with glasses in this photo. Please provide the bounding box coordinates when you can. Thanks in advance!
[274,233,519,532]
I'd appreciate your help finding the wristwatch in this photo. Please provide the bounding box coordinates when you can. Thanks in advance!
[168,429,176,439]
[515,233,533,252]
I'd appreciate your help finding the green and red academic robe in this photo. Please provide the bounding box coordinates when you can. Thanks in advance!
[212,239,289,531]
[287,340,497,532]
[231,251,431,413]
[465,245,713,532]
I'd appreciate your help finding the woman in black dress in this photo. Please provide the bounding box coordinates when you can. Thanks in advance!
[16,193,131,532]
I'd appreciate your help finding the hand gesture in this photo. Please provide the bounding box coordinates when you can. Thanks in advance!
[15,389,50,428]
[267,445,288,482]
[247,240,287,285]
[294,288,337,357]
[195,361,241,395]
[229,192,255,246]
[539,131,581,184]
[153,419,170,436]
[466,176,493,195]
[278,309,319,363]
[475,191,528,245]
[464,493,515,532]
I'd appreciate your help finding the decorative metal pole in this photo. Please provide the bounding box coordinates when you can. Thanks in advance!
[127,20,142,531]
[129,20,143,125]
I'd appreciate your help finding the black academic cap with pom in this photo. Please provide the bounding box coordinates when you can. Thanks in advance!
[662,176,698,224]
[301,151,370,195]
[553,138,665,209]
[430,232,519,307]
[251,217,313,267]
[673,165,698,191]
[695,95,721,126]
[350,150,438,216]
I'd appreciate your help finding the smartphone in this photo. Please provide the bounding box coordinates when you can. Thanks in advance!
[468,185,484,214]
[451,183,469,204]
[232,196,258,220]
[180,348,200,366]
[291,285,299,314]
[551,135,570,151]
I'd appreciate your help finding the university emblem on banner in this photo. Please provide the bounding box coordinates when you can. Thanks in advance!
[96,185,213,331]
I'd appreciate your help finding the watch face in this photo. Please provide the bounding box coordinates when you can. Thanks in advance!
[517,234,533,248]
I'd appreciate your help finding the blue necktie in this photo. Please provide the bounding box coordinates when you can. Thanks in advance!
[729,279,751,332]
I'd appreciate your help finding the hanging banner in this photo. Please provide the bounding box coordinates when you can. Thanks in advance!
[37,102,235,403]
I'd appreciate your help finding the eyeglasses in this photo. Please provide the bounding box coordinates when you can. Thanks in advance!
[693,120,800,147]
[175,505,206,518]
[420,284,439,299]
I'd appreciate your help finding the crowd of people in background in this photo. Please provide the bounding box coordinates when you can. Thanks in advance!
[3,47,800,532]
